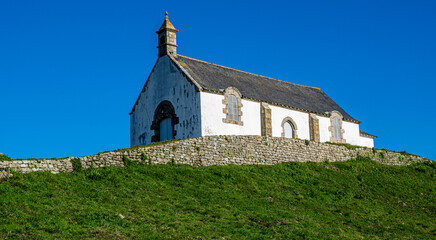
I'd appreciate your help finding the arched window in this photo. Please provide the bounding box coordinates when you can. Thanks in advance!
[228,94,238,121]
[283,122,293,138]
[332,117,341,141]
[281,117,298,138]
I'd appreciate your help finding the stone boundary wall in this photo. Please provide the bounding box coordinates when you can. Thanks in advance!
[0,136,429,178]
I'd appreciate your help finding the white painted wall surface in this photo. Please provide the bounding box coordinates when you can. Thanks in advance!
[343,121,374,147]
[342,121,361,145]
[200,92,261,136]
[358,136,375,148]
[130,55,201,146]
[317,116,332,143]
[269,105,310,140]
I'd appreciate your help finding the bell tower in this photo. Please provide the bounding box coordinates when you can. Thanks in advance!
[156,12,178,57]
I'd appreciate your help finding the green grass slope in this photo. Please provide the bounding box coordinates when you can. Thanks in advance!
[0,156,435,239]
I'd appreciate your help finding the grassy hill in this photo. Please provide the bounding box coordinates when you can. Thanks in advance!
[0,156,434,239]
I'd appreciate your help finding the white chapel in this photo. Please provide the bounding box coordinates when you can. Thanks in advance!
[130,13,376,147]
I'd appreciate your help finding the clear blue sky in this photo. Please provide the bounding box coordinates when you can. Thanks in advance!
[1,0,435,160]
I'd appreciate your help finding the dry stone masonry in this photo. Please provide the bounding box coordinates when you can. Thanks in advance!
[0,136,429,178]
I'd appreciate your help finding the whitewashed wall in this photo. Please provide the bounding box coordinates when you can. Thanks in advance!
[342,121,374,147]
[358,136,375,148]
[318,116,332,143]
[269,105,310,140]
[200,92,261,136]
[199,92,373,147]
[130,56,201,146]
[342,121,361,145]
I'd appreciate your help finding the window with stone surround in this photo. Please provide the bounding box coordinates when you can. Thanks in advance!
[328,111,345,143]
[222,87,243,125]
[281,117,298,138]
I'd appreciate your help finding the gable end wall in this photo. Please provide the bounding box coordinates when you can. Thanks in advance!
[130,55,201,146]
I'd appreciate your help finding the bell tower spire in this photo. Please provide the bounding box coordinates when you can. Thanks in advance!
[156,12,178,57]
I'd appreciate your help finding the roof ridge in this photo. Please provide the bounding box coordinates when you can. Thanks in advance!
[176,54,321,90]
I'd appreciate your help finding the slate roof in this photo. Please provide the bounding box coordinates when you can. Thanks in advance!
[173,55,358,122]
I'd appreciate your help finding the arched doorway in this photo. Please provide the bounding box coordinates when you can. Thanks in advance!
[150,100,179,142]
[159,118,172,141]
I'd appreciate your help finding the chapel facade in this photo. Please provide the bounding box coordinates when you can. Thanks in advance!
[130,13,376,147]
